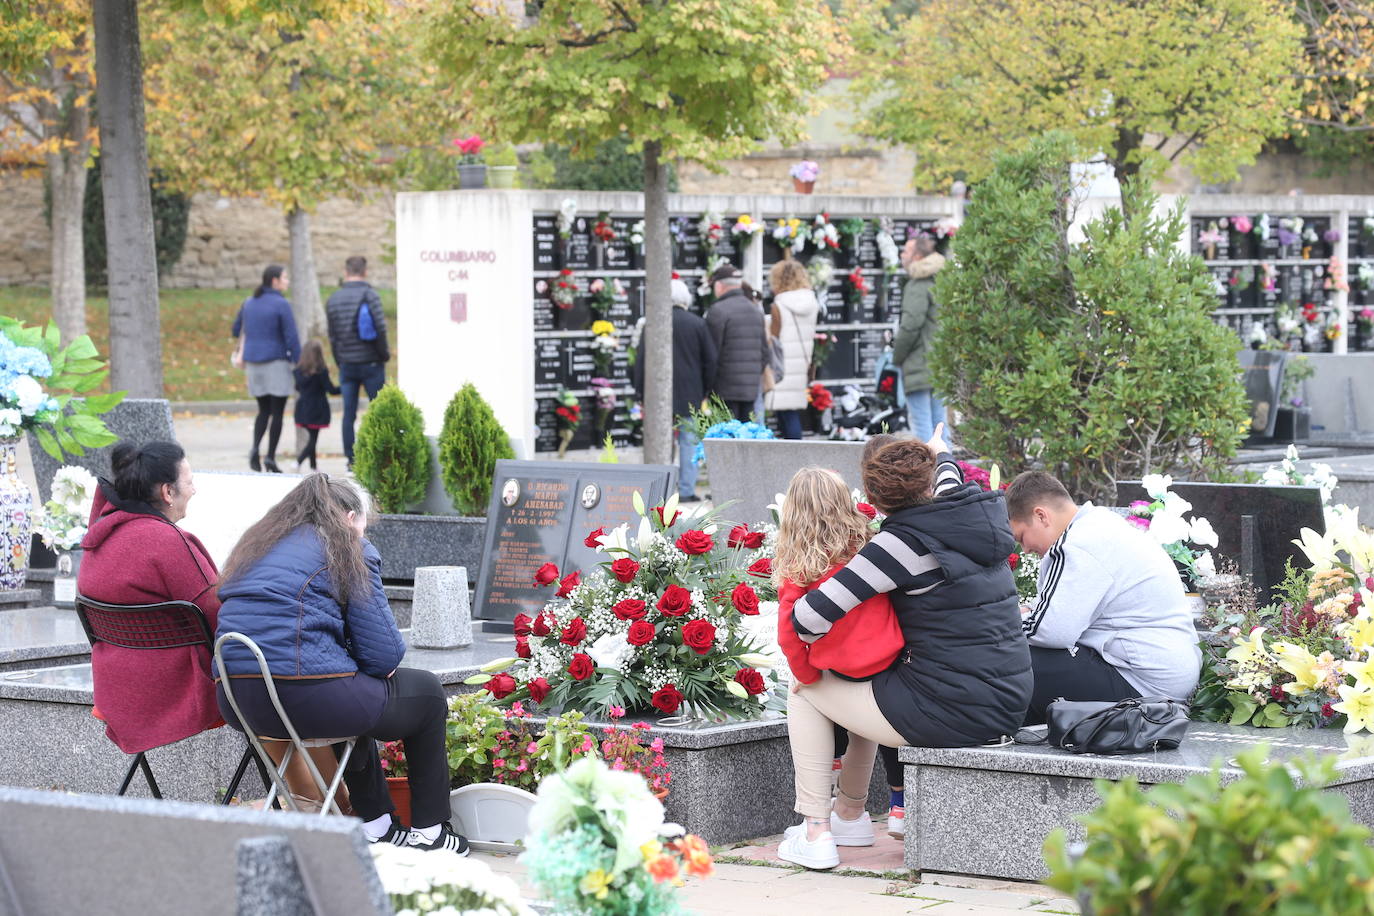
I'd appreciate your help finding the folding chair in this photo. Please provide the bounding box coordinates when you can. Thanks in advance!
[213,632,358,817]
[75,594,267,804]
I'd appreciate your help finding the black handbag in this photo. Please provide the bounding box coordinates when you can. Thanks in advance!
[1046,696,1189,755]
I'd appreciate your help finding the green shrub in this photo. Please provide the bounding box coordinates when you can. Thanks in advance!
[1045,748,1374,913]
[437,383,514,516]
[353,385,430,514]
[929,132,1249,501]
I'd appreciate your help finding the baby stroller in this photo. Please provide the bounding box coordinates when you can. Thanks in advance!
[830,381,909,440]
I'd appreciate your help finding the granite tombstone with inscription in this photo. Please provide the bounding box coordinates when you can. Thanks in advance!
[473,460,675,623]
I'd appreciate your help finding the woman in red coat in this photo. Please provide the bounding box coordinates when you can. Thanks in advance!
[77,441,222,755]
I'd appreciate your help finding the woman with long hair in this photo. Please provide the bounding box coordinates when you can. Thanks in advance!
[232,264,300,473]
[214,474,468,855]
[764,259,820,439]
[292,339,340,472]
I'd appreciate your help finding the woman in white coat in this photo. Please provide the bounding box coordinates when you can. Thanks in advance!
[765,259,821,439]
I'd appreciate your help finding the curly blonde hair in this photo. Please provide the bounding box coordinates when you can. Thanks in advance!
[773,467,872,587]
[769,258,811,294]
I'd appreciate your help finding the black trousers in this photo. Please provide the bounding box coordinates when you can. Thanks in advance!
[297,427,321,469]
[726,399,755,421]
[1022,646,1142,726]
[219,667,450,828]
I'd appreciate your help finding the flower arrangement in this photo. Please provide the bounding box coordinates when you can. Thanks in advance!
[445,692,599,790]
[1302,301,1321,325]
[1255,213,1271,241]
[522,757,712,915]
[1281,353,1314,408]
[730,214,765,250]
[1275,302,1300,336]
[1193,515,1374,731]
[591,321,619,376]
[600,709,671,794]
[1359,307,1374,332]
[481,496,778,719]
[692,415,775,465]
[789,160,820,183]
[593,211,617,244]
[590,376,618,412]
[772,217,806,256]
[552,269,578,310]
[807,382,833,411]
[451,134,486,164]
[957,460,1006,492]
[844,267,869,307]
[1261,261,1277,293]
[371,844,533,916]
[1360,264,1374,292]
[1009,550,1040,602]
[836,217,866,251]
[1326,256,1350,293]
[1232,214,1253,235]
[554,388,581,457]
[810,212,840,252]
[1304,225,1320,246]
[1248,322,1269,347]
[1126,475,1219,585]
[810,332,836,373]
[588,278,623,319]
[628,220,645,250]
[1277,217,1301,249]
[0,318,122,457]
[806,257,834,292]
[1198,221,1223,259]
[557,198,578,239]
[696,253,726,299]
[1326,312,1344,342]
[876,218,901,274]
[1325,228,1343,244]
[33,465,96,551]
[1259,443,1338,506]
[932,216,959,240]
[379,740,409,778]
[697,211,724,249]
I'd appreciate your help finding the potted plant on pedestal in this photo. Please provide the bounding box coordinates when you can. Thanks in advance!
[789,159,819,194]
[453,133,488,188]
[486,143,519,188]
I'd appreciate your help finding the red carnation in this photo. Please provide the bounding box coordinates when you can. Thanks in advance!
[1008,553,1020,570]
[527,677,551,703]
[657,584,693,617]
[485,672,517,699]
[568,653,595,681]
[734,668,766,696]
[556,571,581,598]
[534,562,560,586]
[613,598,648,621]
[531,613,551,637]
[584,526,606,549]
[513,613,533,637]
[611,558,640,583]
[856,503,877,520]
[560,617,587,646]
[515,635,531,659]
[676,530,714,555]
[652,506,681,527]
[652,683,684,714]
[748,558,773,577]
[731,583,760,616]
[1323,702,1336,718]
[682,619,717,654]
[626,620,656,646]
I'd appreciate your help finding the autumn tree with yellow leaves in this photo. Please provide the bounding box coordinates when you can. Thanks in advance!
[850,0,1304,210]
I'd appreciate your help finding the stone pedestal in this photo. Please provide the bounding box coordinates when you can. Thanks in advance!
[410,566,472,649]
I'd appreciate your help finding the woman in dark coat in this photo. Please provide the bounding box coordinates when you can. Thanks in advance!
[292,339,340,472]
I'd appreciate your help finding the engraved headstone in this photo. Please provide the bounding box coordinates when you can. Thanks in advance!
[473,460,675,622]
[1237,349,1287,438]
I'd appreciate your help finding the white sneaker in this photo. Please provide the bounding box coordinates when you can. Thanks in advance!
[784,811,875,847]
[777,828,840,870]
[887,805,905,838]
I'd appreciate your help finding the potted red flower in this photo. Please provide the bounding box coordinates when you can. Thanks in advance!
[380,740,412,825]
[452,134,487,189]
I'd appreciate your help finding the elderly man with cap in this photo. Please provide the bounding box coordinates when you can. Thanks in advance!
[632,277,718,501]
[704,263,769,421]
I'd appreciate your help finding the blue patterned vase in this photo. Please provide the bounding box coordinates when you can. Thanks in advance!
[0,438,33,591]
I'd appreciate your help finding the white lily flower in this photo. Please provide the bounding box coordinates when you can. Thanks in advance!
[1194,550,1216,579]
[1141,473,1173,499]
[1189,516,1219,548]
[1161,491,1193,518]
[1148,511,1191,546]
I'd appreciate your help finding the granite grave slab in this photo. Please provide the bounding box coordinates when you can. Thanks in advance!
[473,460,674,622]
[27,398,175,502]
[0,605,90,671]
[704,439,871,525]
[900,723,1374,880]
[367,514,486,582]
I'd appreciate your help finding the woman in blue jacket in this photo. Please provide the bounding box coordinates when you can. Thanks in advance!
[214,474,468,856]
[233,264,301,473]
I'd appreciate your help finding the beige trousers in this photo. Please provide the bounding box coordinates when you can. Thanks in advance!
[787,673,907,818]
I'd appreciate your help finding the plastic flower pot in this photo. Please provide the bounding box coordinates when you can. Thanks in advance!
[488,165,517,189]
[449,783,538,846]
[386,776,412,826]
[792,177,815,194]
[458,163,488,189]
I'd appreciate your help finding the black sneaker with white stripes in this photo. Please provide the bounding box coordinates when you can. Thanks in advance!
[367,815,413,846]
[406,821,470,856]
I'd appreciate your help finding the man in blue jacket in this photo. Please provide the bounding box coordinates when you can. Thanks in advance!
[325,256,391,469]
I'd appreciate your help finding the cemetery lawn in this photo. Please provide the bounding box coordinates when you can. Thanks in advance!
[0,286,399,402]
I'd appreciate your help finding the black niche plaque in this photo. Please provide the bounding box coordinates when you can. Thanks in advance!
[533,215,560,270]
[474,460,677,621]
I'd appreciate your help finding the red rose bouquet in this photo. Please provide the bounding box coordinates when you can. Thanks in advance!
[475,493,780,719]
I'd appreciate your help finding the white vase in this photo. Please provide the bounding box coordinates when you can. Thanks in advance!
[0,438,33,591]
[449,783,538,847]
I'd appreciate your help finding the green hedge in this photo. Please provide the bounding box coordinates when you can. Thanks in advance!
[353,385,430,514]
[438,383,514,516]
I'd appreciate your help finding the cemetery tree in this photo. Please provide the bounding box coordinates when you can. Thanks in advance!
[142,3,463,340]
[429,0,841,465]
[850,0,1302,208]
[929,133,1251,503]
[0,0,95,344]
[1294,0,1374,165]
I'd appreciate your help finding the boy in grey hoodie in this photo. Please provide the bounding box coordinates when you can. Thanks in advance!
[1005,471,1201,725]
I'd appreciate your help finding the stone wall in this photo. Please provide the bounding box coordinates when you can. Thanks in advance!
[678,146,919,197]
[0,174,49,286]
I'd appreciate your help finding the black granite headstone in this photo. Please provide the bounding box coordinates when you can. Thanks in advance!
[473,460,676,622]
[532,215,560,270]
[1115,480,1324,597]
[1237,349,1287,439]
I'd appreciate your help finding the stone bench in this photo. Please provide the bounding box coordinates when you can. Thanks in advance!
[899,722,1374,880]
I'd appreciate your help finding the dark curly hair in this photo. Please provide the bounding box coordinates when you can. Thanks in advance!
[861,438,937,515]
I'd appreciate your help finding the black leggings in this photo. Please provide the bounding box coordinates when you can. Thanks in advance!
[252,395,288,460]
[833,725,903,790]
[1023,645,1142,726]
[297,428,321,469]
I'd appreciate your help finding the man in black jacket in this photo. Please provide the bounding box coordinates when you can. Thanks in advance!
[704,263,768,421]
[633,278,717,501]
[325,255,391,469]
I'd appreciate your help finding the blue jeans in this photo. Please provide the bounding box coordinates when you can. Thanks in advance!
[676,423,700,499]
[339,362,387,462]
[906,388,946,442]
[775,409,803,440]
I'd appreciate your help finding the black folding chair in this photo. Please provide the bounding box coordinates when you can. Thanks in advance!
[75,593,269,805]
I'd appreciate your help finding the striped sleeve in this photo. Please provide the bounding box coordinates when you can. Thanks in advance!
[792,529,942,643]
[933,452,962,496]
